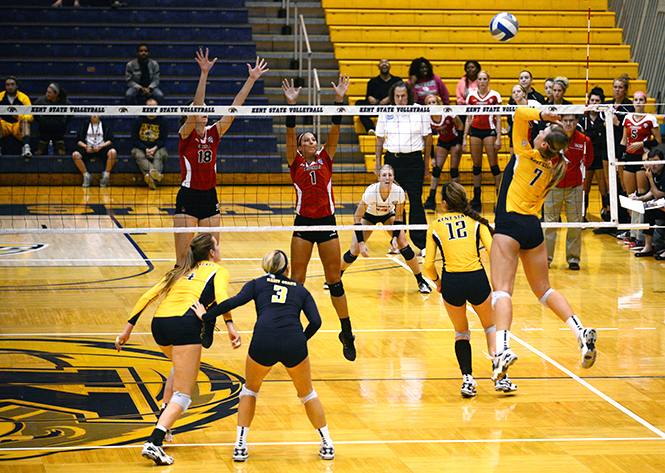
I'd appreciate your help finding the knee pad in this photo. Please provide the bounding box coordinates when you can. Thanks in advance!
[490,165,501,176]
[432,165,442,179]
[328,281,344,297]
[539,288,555,307]
[299,388,318,405]
[454,329,471,340]
[484,325,496,335]
[399,245,416,260]
[240,384,259,399]
[491,291,511,309]
[473,166,482,176]
[450,168,459,179]
[170,391,192,413]
[343,250,358,265]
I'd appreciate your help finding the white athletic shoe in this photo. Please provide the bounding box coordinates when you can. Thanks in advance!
[100,171,110,188]
[492,349,518,381]
[418,281,432,294]
[22,144,32,157]
[494,376,518,393]
[460,378,478,398]
[142,441,173,465]
[149,167,163,182]
[578,328,597,368]
[233,445,248,462]
[323,282,329,290]
[82,172,92,187]
[144,173,156,190]
[318,444,335,460]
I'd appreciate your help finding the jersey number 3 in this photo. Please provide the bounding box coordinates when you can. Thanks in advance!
[271,285,288,304]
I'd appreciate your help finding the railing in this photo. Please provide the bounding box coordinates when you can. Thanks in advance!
[609,0,665,114]
[295,13,314,106]
[313,68,321,137]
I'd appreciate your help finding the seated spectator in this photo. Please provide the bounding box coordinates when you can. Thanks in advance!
[408,57,450,105]
[354,58,402,134]
[0,76,33,156]
[131,98,170,190]
[72,115,117,188]
[52,0,80,6]
[633,149,665,259]
[126,44,164,105]
[33,83,73,155]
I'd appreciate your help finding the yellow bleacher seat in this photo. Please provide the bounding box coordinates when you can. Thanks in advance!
[322,0,607,11]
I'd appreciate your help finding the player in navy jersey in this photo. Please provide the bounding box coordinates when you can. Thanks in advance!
[281,75,356,361]
[192,250,335,462]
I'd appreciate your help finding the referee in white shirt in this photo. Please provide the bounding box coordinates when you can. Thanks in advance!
[374,81,432,251]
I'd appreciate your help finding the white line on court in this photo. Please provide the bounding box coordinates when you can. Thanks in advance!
[387,254,436,288]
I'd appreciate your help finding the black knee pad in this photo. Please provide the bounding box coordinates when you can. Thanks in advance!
[472,166,482,176]
[450,168,459,179]
[328,281,345,297]
[343,250,358,264]
[400,245,416,260]
[490,165,501,176]
[432,165,442,179]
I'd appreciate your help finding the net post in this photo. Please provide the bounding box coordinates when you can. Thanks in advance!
[605,108,619,223]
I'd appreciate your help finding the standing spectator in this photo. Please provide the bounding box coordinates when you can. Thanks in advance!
[0,76,33,156]
[408,57,450,106]
[506,84,540,157]
[584,87,608,218]
[72,115,117,188]
[515,70,545,104]
[132,98,170,190]
[33,82,73,155]
[455,60,480,107]
[374,81,432,252]
[543,114,594,270]
[354,58,401,134]
[126,44,164,105]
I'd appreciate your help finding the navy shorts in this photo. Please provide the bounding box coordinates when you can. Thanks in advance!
[249,331,308,368]
[495,212,544,250]
[469,126,497,140]
[437,134,462,151]
[440,269,492,307]
[362,212,394,224]
[151,312,203,346]
[293,214,339,244]
[175,186,220,220]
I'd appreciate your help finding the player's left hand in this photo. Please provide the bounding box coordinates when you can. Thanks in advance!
[248,56,269,81]
[190,300,206,320]
[332,74,349,100]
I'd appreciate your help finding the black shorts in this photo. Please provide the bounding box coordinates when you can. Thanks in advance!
[175,186,220,220]
[440,269,491,307]
[621,153,644,174]
[248,331,308,368]
[76,144,113,160]
[293,214,339,244]
[469,126,497,140]
[362,212,394,224]
[151,313,203,346]
[437,134,462,151]
[495,212,544,250]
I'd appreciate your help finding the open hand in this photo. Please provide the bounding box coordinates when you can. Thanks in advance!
[195,48,217,74]
[248,57,269,81]
[282,78,301,105]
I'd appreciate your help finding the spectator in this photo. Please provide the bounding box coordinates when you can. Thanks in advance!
[33,82,73,155]
[515,70,545,104]
[584,87,608,219]
[633,149,665,258]
[0,76,33,157]
[52,0,80,6]
[374,81,432,252]
[354,58,401,134]
[544,78,554,103]
[506,84,540,156]
[132,98,170,190]
[126,44,164,105]
[547,76,573,106]
[455,60,480,107]
[543,114,593,270]
[72,114,117,188]
[408,57,450,105]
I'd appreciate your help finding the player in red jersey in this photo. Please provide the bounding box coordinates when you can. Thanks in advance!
[462,70,502,212]
[174,48,268,267]
[282,74,357,361]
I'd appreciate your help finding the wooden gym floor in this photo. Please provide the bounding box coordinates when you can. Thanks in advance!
[0,184,664,472]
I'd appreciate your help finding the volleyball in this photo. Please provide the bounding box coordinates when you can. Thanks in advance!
[490,12,519,42]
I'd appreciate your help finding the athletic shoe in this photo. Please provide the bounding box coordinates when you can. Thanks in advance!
[387,246,400,254]
[339,331,356,361]
[424,196,436,210]
[233,446,248,462]
[201,321,216,349]
[142,441,174,465]
[82,172,92,188]
[616,231,630,240]
[491,349,518,381]
[568,262,580,271]
[149,168,163,182]
[22,144,32,157]
[319,444,335,460]
[418,281,432,294]
[419,247,426,257]
[460,378,477,398]
[144,173,156,190]
[100,171,110,188]
[470,195,482,213]
[494,376,518,393]
[323,282,329,290]
[578,328,597,368]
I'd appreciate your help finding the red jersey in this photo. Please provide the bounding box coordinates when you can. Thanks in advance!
[430,115,459,142]
[289,148,335,218]
[467,89,502,130]
[178,124,221,190]
[623,113,658,149]
[555,130,594,188]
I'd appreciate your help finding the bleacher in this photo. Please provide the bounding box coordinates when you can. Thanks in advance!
[1,0,280,182]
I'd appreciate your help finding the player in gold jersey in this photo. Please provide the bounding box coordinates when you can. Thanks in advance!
[490,107,598,383]
[425,181,516,397]
[115,233,239,465]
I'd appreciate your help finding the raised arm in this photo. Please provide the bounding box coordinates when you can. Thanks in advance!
[323,73,350,159]
[180,48,217,138]
[282,78,301,166]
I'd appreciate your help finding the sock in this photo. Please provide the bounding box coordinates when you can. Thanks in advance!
[496,330,510,354]
[414,272,425,284]
[236,426,249,448]
[317,425,333,447]
[455,339,473,375]
[340,317,352,334]
[148,426,166,446]
[565,315,584,338]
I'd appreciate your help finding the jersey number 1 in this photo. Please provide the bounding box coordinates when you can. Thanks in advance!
[271,285,288,304]
[309,170,316,185]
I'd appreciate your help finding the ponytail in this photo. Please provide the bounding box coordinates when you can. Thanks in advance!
[540,126,571,193]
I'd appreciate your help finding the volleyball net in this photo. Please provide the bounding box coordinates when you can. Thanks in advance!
[0,103,662,236]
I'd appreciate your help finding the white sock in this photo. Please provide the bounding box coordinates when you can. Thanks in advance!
[565,315,584,338]
[317,425,333,447]
[496,330,511,354]
[236,426,249,448]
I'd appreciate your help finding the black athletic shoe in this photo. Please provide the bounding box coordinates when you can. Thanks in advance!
[339,331,356,361]
[424,196,436,210]
[201,321,216,349]
[470,195,482,213]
